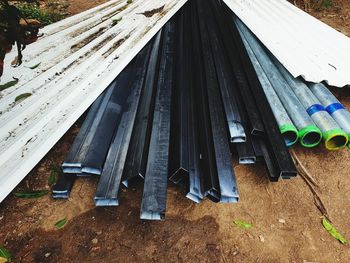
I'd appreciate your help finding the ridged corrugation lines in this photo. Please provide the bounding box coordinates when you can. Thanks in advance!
[0,0,188,203]
[223,0,350,87]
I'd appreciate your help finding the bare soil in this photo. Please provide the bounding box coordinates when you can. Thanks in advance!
[1,1,350,262]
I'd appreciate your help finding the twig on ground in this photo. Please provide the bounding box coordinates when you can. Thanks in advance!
[290,149,330,222]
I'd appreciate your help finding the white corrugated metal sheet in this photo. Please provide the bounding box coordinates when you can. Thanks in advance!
[0,0,187,202]
[223,0,350,87]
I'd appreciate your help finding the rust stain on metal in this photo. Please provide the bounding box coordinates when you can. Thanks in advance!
[102,36,128,58]
[70,27,108,52]
[139,5,165,17]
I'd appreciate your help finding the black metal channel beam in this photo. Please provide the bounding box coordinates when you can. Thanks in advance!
[190,1,220,202]
[81,67,134,175]
[61,88,111,174]
[52,173,76,198]
[168,9,189,185]
[196,0,239,203]
[121,31,162,187]
[220,1,297,179]
[185,2,204,203]
[203,5,245,144]
[94,40,156,205]
[208,0,264,137]
[140,21,175,220]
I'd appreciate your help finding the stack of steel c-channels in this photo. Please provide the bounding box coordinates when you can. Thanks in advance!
[53,0,300,220]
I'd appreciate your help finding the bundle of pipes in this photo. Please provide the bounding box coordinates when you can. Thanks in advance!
[236,18,350,151]
[54,0,299,220]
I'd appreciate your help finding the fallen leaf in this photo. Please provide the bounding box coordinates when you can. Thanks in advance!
[234,220,253,229]
[0,78,19,91]
[0,246,11,262]
[48,165,61,187]
[322,218,347,244]
[15,93,32,102]
[55,218,67,229]
[28,62,41,70]
[14,190,49,199]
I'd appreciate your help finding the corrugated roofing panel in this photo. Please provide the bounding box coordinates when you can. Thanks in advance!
[223,0,350,87]
[0,0,187,202]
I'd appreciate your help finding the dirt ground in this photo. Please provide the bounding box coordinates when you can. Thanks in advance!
[1,1,350,262]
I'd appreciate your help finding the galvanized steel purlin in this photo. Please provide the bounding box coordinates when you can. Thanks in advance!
[0,0,188,203]
[222,0,350,87]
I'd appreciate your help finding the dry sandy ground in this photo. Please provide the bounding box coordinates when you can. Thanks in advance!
[1,1,350,262]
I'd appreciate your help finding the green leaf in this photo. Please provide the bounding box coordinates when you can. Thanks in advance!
[28,62,41,69]
[14,190,49,199]
[234,220,253,229]
[0,246,11,261]
[15,93,32,102]
[112,18,122,26]
[0,78,19,91]
[48,164,61,187]
[55,218,67,229]
[322,218,347,244]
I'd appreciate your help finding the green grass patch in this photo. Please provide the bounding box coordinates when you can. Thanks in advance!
[16,3,63,26]
[322,0,333,8]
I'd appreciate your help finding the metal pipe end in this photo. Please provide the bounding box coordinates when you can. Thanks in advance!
[323,129,349,150]
[280,124,299,147]
[298,125,322,148]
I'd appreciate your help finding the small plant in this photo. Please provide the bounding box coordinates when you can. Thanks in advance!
[16,3,63,25]
[321,0,333,8]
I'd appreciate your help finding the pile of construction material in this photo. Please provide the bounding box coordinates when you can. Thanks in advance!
[54,0,350,220]
[1,0,350,220]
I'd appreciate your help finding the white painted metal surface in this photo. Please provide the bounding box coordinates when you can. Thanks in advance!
[0,0,187,202]
[223,0,350,87]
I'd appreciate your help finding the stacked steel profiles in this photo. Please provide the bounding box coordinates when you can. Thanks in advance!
[1,0,350,217]
[0,0,188,203]
[236,18,350,151]
[54,0,300,220]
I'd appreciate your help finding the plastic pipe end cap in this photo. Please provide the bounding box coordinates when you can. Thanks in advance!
[280,124,298,147]
[298,125,322,148]
[323,129,348,151]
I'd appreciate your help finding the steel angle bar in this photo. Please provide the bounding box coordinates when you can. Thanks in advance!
[168,8,189,185]
[52,173,76,198]
[140,22,175,220]
[203,3,245,143]
[225,8,296,179]
[121,30,163,187]
[62,87,112,174]
[196,0,238,203]
[274,59,348,150]
[94,37,155,205]
[238,28,299,147]
[235,18,322,149]
[190,2,220,202]
[208,0,264,137]
[309,83,350,148]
